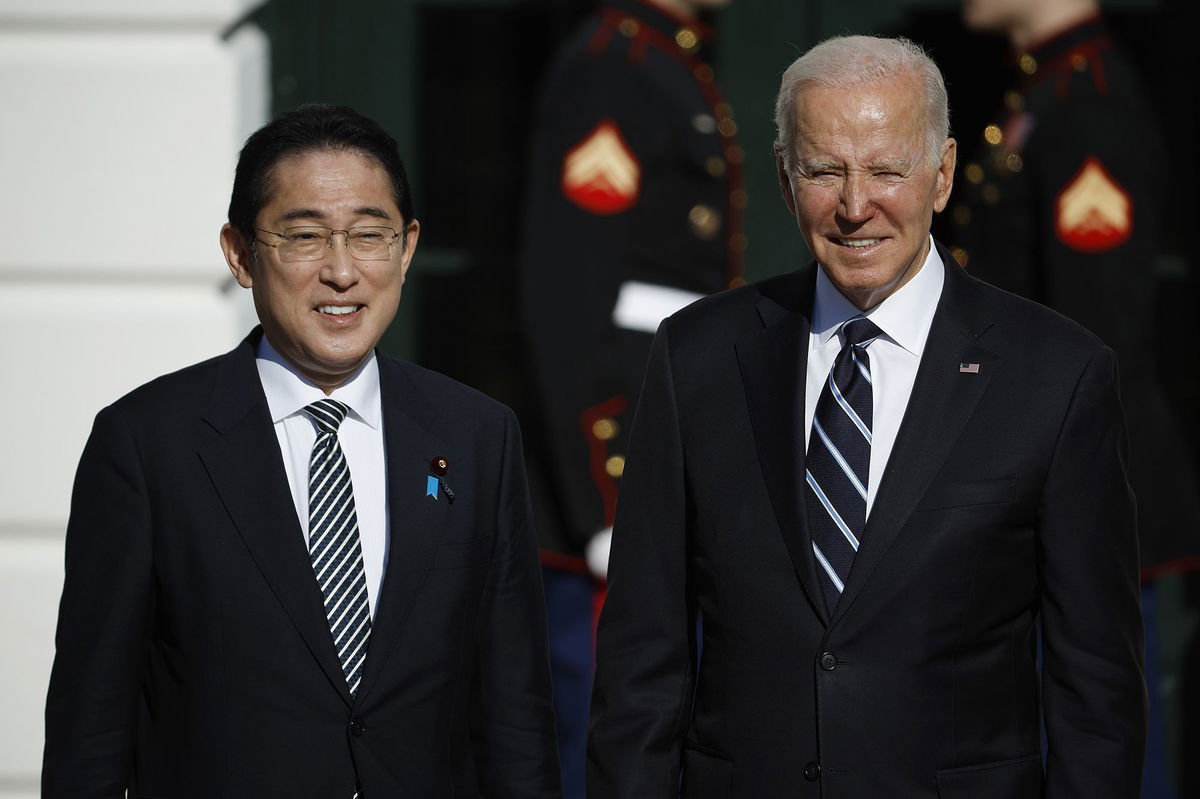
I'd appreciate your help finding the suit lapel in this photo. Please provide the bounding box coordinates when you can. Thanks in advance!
[196,334,353,705]
[355,355,452,703]
[831,251,999,625]
[736,268,830,624]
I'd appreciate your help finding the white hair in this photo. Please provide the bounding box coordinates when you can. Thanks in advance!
[773,35,951,171]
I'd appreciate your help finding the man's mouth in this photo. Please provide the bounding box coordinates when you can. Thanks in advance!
[317,305,363,316]
[833,237,883,248]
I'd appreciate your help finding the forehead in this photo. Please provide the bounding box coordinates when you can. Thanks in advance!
[792,77,926,161]
[261,149,398,217]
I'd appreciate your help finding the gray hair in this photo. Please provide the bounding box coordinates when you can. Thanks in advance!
[773,35,950,172]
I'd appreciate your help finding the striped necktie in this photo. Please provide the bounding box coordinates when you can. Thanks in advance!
[805,316,882,615]
[303,398,372,697]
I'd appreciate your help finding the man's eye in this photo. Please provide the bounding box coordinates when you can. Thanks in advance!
[290,231,323,241]
[354,231,385,242]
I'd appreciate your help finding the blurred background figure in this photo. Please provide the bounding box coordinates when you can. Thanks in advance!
[943,0,1200,796]
[517,1,741,795]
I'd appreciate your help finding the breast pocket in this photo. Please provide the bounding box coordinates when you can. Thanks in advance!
[430,535,493,570]
[917,476,1016,511]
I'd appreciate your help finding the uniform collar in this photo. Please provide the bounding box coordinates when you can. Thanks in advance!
[811,235,946,357]
[602,0,715,61]
[255,336,382,430]
[1014,13,1110,82]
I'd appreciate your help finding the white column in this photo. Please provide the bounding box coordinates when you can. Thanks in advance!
[0,1,267,794]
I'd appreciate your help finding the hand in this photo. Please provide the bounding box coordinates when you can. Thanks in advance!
[586,527,613,581]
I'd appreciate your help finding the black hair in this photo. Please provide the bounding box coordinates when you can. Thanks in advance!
[227,103,414,241]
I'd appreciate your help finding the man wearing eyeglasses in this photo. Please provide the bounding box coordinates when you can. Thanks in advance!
[42,104,562,798]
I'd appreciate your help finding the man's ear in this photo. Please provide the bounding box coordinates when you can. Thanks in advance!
[397,219,421,286]
[932,138,957,213]
[220,223,254,289]
[775,146,798,217]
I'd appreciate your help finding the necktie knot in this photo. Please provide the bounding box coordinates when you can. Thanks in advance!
[303,398,350,435]
[841,316,882,348]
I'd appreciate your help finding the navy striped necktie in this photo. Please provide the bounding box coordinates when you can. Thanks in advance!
[303,398,372,698]
[805,316,882,615]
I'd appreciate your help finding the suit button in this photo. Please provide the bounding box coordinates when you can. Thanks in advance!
[819,652,838,671]
[349,717,366,737]
[804,761,821,781]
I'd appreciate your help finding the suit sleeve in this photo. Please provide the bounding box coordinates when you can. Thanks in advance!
[469,408,563,798]
[42,405,154,798]
[520,49,659,549]
[588,325,695,798]
[1038,346,1146,797]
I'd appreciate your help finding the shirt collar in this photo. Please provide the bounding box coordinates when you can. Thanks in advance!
[811,235,945,356]
[255,336,382,430]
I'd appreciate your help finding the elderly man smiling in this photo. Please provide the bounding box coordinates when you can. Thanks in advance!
[587,35,1145,799]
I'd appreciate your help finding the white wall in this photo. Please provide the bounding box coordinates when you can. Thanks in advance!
[0,1,266,794]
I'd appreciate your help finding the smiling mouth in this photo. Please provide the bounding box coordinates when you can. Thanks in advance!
[833,237,884,248]
[317,305,363,316]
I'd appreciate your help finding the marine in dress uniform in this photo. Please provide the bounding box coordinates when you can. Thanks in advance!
[949,14,1200,576]
[517,1,742,796]
[948,14,1199,797]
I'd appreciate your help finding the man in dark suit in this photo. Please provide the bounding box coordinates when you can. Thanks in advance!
[588,35,1145,798]
[42,105,561,798]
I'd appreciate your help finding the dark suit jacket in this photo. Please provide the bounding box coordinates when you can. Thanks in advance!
[588,247,1145,798]
[43,331,561,799]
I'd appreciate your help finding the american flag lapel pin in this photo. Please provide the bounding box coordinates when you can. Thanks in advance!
[959,362,981,374]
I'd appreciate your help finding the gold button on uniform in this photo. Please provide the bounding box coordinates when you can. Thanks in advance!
[605,455,625,478]
[1019,53,1037,74]
[1071,54,1087,71]
[983,125,1003,146]
[717,118,738,138]
[592,417,619,441]
[1005,153,1023,173]
[950,246,969,267]
[705,156,726,177]
[675,28,699,53]
[688,204,721,239]
[965,163,985,184]
[618,18,639,37]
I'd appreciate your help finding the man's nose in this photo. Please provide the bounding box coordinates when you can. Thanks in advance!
[838,175,874,223]
[320,233,360,288]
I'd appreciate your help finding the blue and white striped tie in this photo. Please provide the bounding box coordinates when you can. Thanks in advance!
[303,399,372,698]
[805,316,882,615]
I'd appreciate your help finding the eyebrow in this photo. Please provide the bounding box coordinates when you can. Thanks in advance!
[281,206,394,222]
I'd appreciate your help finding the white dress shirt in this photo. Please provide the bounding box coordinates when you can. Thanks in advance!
[804,237,945,518]
[255,338,389,620]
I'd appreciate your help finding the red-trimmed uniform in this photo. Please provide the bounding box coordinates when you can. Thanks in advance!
[518,3,743,796]
[520,0,744,567]
[948,15,1200,575]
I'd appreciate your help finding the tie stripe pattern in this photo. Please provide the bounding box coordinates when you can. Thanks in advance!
[805,316,882,614]
[303,399,372,697]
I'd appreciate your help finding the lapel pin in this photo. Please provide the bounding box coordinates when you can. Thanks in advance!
[428,456,455,503]
[959,362,981,374]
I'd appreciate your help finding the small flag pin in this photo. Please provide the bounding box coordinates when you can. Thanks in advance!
[959,362,981,374]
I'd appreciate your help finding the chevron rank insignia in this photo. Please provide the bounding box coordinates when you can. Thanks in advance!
[561,119,640,215]
[1055,157,1132,253]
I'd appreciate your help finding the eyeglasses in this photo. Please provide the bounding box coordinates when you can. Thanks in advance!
[254,225,403,262]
